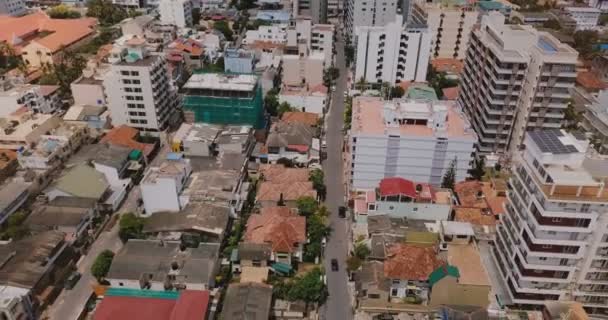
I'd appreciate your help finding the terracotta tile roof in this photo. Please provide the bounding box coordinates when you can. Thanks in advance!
[0,12,97,53]
[577,71,607,91]
[245,206,306,253]
[100,125,155,157]
[454,180,506,215]
[256,181,316,202]
[171,38,204,56]
[397,81,411,91]
[442,86,459,100]
[258,164,310,182]
[431,58,464,74]
[454,207,497,226]
[281,111,319,127]
[379,177,417,198]
[383,244,443,281]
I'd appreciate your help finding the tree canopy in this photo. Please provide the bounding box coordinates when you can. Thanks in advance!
[91,250,114,281]
[39,48,86,98]
[278,101,295,117]
[86,0,127,25]
[441,159,457,190]
[213,20,234,41]
[469,157,485,181]
[273,267,328,305]
[0,211,29,240]
[264,88,280,116]
[303,206,331,262]
[296,196,318,217]
[573,30,600,59]
[309,169,326,201]
[47,4,82,19]
[118,212,145,243]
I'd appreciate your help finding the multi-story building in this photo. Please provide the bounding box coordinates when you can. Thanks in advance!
[590,0,608,11]
[104,37,181,134]
[159,0,193,28]
[582,90,608,154]
[492,130,608,317]
[182,73,264,128]
[0,112,61,150]
[457,12,577,155]
[410,0,478,59]
[224,48,255,74]
[311,23,335,66]
[345,0,399,39]
[0,0,25,16]
[242,24,288,45]
[564,7,601,30]
[354,15,432,84]
[346,96,476,190]
[140,157,192,215]
[0,82,62,116]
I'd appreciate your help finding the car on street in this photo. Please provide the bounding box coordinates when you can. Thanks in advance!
[331,259,339,271]
[64,271,81,290]
[338,206,346,218]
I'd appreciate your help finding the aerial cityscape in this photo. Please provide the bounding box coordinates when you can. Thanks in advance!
[0,0,607,318]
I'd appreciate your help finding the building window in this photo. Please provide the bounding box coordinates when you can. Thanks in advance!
[134,88,142,93]
[137,104,145,108]
[135,96,143,101]
[131,71,139,76]
[125,87,133,92]
[123,79,132,84]
[133,80,141,84]
[129,111,138,116]
[138,112,146,116]
[121,71,130,76]
[126,96,134,100]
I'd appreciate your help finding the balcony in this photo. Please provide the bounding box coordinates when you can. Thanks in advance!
[531,205,591,230]
[521,229,580,255]
[515,256,569,280]
[507,278,560,302]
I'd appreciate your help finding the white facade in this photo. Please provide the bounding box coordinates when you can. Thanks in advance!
[311,24,334,66]
[564,7,601,30]
[0,0,25,16]
[347,97,476,190]
[104,40,180,133]
[345,0,398,38]
[411,2,478,59]
[590,0,608,12]
[282,52,325,87]
[0,84,61,116]
[140,159,192,215]
[457,12,578,155]
[199,0,225,9]
[279,87,327,114]
[492,130,608,317]
[159,0,193,28]
[354,15,432,84]
[242,24,288,45]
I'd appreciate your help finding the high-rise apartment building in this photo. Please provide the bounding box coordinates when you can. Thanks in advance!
[411,0,478,59]
[457,12,577,155]
[159,0,193,28]
[345,0,399,39]
[354,15,432,84]
[492,129,608,318]
[104,38,180,134]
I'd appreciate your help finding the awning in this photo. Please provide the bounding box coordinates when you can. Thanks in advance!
[271,262,293,275]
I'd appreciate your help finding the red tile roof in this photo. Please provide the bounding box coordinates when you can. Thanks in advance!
[431,58,464,74]
[577,71,607,91]
[171,38,204,56]
[383,244,443,281]
[442,86,459,100]
[100,125,155,157]
[93,290,209,320]
[379,177,417,198]
[281,111,319,126]
[245,206,306,253]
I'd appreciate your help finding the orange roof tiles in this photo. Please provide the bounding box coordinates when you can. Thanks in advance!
[0,12,97,53]
[245,206,306,253]
[577,71,607,91]
[281,111,319,127]
[100,125,155,157]
[383,244,443,281]
[431,58,464,74]
[171,38,204,56]
[454,207,497,226]
[258,164,310,182]
[257,181,316,202]
[454,180,506,216]
[442,86,459,101]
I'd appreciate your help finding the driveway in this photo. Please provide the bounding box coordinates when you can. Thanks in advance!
[321,29,353,320]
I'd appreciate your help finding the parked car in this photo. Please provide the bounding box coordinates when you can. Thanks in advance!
[338,206,347,218]
[64,271,82,290]
[331,259,339,271]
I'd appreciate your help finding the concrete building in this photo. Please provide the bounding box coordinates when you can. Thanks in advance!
[590,0,608,11]
[159,0,193,28]
[104,37,180,133]
[0,112,61,150]
[582,90,608,154]
[0,0,25,16]
[564,7,600,30]
[182,73,264,128]
[310,23,335,66]
[140,157,192,215]
[71,72,107,107]
[492,130,608,317]
[0,181,30,225]
[345,0,398,39]
[411,1,478,59]
[347,96,475,190]
[354,15,432,84]
[457,12,578,155]
[0,81,62,116]
[242,24,288,45]
[279,84,328,114]
[224,48,254,74]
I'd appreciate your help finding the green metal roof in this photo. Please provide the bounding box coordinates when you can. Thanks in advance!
[405,85,438,101]
[105,287,180,300]
[129,149,142,160]
[271,262,293,275]
[478,1,504,10]
[230,248,239,262]
[428,265,460,287]
[405,231,439,246]
[54,164,108,199]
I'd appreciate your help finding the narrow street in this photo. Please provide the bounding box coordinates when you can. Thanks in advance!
[322,30,353,320]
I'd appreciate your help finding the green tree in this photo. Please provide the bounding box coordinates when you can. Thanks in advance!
[563,101,582,130]
[346,256,362,272]
[343,96,353,129]
[303,209,331,262]
[573,30,599,59]
[278,101,295,117]
[542,18,561,30]
[118,212,145,243]
[309,169,326,201]
[427,65,459,98]
[39,48,86,98]
[469,156,485,181]
[264,90,280,116]
[287,267,328,305]
[86,0,127,25]
[128,8,142,18]
[296,196,318,217]
[203,57,224,72]
[213,20,233,41]
[0,211,29,240]
[441,159,457,190]
[344,45,354,66]
[47,4,82,19]
[91,250,114,281]
[390,86,405,98]
[354,242,370,260]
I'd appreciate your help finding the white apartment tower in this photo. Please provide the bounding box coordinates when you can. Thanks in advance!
[159,0,193,28]
[492,130,608,318]
[457,12,578,155]
[104,38,180,134]
[0,0,25,16]
[345,0,399,39]
[354,15,432,84]
[410,0,478,59]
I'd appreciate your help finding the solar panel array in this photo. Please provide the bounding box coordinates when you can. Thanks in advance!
[528,130,579,154]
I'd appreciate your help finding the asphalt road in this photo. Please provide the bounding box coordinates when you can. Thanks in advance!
[322,30,353,320]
